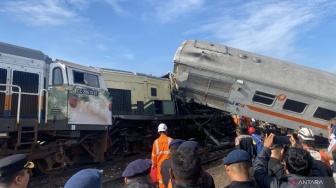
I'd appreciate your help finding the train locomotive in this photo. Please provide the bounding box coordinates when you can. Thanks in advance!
[0,42,235,174]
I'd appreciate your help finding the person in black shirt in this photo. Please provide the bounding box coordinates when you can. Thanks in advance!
[170,147,203,188]
[161,139,184,188]
[268,145,286,179]
[235,127,256,160]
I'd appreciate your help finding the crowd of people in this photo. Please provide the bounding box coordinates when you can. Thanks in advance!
[2,119,336,188]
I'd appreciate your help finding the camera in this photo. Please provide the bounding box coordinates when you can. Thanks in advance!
[273,136,291,145]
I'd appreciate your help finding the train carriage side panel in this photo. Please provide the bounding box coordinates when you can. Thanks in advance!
[173,40,336,137]
[99,68,173,116]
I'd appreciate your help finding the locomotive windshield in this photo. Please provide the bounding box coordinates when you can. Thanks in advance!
[73,70,99,88]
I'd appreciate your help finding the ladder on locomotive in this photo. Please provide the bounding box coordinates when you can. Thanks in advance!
[13,88,48,160]
[14,120,38,158]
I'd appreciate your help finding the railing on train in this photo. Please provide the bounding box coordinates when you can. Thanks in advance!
[0,84,22,124]
[38,89,48,125]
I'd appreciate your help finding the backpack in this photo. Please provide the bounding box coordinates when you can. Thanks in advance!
[251,134,263,155]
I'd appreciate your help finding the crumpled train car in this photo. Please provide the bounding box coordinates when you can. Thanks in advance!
[173,40,336,137]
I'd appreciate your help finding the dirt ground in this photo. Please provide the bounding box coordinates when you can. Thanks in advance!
[204,159,230,188]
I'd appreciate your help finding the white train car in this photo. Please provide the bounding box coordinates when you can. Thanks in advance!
[0,42,112,174]
[173,40,336,137]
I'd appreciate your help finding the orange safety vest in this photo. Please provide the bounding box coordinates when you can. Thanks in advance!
[151,134,173,188]
[303,146,331,168]
[242,116,252,128]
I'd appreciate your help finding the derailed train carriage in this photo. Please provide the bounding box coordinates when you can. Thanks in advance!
[98,67,235,156]
[173,40,336,138]
[0,42,235,174]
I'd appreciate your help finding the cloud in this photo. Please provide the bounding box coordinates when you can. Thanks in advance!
[186,0,336,59]
[104,0,129,16]
[0,0,129,26]
[96,44,108,51]
[67,0,94,10]
[145,0,205,23]
[0,0,84,26]
[118,53,134,60]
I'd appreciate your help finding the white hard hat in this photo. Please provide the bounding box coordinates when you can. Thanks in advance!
[158,123,167,132]
[298,127,315,141]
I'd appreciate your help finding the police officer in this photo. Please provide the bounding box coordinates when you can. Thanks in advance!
[122,159,154,186]
[223,149,256,188]
[0,154,34,188]
[64,169,102,188]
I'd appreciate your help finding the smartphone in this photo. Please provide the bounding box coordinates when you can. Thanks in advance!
[273,136,291,145]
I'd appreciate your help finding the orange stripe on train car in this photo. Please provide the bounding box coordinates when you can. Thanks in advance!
[246,104,327,130]
[4,94,12,110]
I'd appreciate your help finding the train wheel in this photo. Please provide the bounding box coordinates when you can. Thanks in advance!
[35,155,66,175]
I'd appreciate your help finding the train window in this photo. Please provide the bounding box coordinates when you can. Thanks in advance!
[151,88,157,96]
[73,71,85,84]
[252,91,275,105]
[283,99,307,113]
[73,71,99,88]
[52,67,63,85]
[86,74,99,88]
[313,107,336,121]
[0,68,7,91]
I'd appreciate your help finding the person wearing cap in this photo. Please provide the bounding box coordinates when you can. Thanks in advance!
[223,149,256,188]
[160,139,184,188]
[122,159,154,186]
[253,133,334,188]
[151,123,173,188]
[0,154,34,188]
[297,127,331,168]
[169,147,204,188]
[64,169,102,188]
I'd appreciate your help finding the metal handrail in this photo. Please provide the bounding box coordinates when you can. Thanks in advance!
[38,89,48,124]
[0,84,22,124]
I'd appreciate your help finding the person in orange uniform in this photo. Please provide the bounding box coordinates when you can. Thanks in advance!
[151,123,173,188]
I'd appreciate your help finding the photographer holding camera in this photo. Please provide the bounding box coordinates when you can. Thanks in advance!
[253,133,333,188]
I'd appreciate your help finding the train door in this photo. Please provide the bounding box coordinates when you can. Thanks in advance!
[147,83,162,114]
[47,62,69,125]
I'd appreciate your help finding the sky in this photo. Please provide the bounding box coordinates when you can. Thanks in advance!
[0,0,336,76]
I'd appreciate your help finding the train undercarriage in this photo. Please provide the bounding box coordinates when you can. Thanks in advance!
[107,102,237,158]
